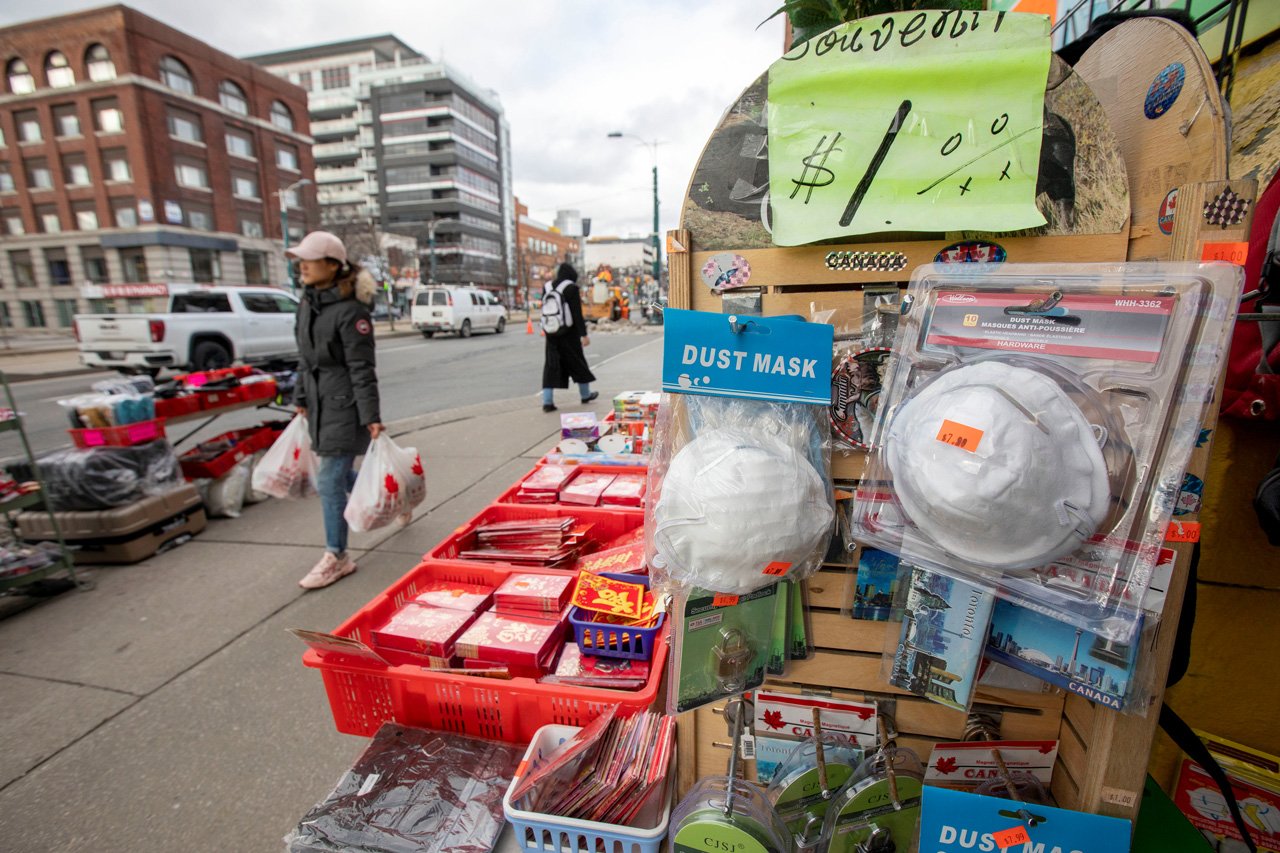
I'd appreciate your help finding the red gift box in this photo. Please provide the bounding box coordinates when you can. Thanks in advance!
[575,539,646,576]
[454,611,565,674]
[600,473,646,508]
[559,471,617,507]
[410,580,494,612]
[493,572,575,614]
[370,603,477,660]
[516,464,576,502]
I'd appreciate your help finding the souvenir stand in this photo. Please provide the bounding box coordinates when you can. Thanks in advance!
[665,13,1253,828]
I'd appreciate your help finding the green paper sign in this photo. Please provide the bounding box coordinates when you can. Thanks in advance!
[767,10,1051,246]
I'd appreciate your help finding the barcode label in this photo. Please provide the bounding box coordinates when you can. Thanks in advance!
[740,734,756,760]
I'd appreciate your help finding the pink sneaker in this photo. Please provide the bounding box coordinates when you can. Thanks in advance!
[298,551,357,590]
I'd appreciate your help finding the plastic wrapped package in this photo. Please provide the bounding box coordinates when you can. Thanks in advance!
[241,450,270,505]
[285,722,523,853]
[645,394,834,596]
[194,462,248,519]
[36,440,183,511]
[344,435,426,533]
[250,415,318,500]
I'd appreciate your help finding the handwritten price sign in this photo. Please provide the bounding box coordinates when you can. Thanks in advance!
[767,10,1051,246]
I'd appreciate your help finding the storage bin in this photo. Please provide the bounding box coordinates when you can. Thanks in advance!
[569,573,664,661]
[68,417,165,449]
[154,395,202,420]
[178,426,276,480]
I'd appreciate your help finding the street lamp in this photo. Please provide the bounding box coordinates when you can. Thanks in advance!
[607,132,661,289]
[275,177,312,295]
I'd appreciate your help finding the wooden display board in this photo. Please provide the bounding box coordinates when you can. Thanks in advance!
[670,17,1252,826]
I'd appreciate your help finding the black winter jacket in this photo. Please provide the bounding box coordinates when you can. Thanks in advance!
[294,266,382,456]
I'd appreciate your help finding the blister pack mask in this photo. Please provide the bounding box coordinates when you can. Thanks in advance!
[884,359,1114,571]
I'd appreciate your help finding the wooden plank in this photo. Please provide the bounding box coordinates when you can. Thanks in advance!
[1063,692,1097,736]
[1052,759,1082,810]
[832,453,868,481]
[806,568,855,611]
[678,708,701,797]
[808,611,893,653]
[666,230,692,310]
[1058,708,1090,793]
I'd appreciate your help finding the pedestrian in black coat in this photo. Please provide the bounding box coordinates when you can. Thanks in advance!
[287,231,383,590]
[540,262,598,413]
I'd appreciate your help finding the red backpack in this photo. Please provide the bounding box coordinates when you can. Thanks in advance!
[1221,172,1280,420]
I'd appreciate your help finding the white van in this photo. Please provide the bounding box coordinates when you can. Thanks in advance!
[411,286,507,338]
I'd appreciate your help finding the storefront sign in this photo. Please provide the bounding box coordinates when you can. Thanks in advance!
[101,283,169,298]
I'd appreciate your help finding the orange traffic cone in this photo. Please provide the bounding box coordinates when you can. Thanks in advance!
[526,316,534,334]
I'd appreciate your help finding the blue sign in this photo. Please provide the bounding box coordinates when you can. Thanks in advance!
[920,786,1130,853]
[662,309,834,405]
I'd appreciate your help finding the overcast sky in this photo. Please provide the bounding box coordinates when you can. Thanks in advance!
[0,1,787,241]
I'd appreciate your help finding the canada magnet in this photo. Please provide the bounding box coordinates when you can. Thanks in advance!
[701,253,751,291]
[1157,189,1178,235]
[1145,63,1185,119]
[831,347,892,450]
[1203,188,1251,228]
[935,241,1007,264]
[1174,473,1204,516]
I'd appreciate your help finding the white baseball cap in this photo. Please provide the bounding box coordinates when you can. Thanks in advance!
[285,231,347,263]
[883,359,1113,571]
[653,428,834,594]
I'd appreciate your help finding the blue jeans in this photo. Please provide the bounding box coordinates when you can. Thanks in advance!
[317,454,357,555]
[542,383,591,405]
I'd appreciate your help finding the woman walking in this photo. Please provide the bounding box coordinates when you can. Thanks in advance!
[288,231,384,590]
[540,262,598,412]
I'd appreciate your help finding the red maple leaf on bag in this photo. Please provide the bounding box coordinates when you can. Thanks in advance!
[934,756,958,775]
[384,474,400,494]
[412,455,424,476]
[762,709,784,730]
[292,447,300,461]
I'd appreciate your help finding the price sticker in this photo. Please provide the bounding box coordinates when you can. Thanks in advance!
[936,419,984,452]
[713,593,740,607]
[763,561,792,577]
[1201,241,1248,265]
[1166,520,1201,543]
[993,826,1031,849]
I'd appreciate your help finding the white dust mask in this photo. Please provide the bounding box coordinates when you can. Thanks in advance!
[884,360,1112,571]
[653,428,834,594]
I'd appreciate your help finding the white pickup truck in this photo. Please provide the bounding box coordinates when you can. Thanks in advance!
[75,285,300,375]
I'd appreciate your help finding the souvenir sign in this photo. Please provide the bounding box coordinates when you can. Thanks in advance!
[920,785,1130,853]
[831,347,892,449]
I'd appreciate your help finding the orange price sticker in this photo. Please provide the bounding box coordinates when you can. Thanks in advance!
[762,561,792,577]
[1166,520,1201,543]
[713,593,740,607]
[936,419,984,453]
[992,826,1031,850]
[1202,242,1248,266]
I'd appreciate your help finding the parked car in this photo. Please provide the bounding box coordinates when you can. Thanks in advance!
[411,286,507,338]
[74,285,300,375]
[370,298,403,321]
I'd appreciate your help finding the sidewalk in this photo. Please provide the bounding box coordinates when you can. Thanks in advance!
[0,336,662,852]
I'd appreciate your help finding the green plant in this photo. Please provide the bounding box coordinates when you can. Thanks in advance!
[762,0,986,49]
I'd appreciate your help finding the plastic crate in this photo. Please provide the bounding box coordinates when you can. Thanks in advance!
[178,426,276,480]
[428,504,643,571]
[237,379,278,404]
[69,417,166,449]
[173,365,254,387]
[198,387,243,410]
[503,724,672,853]
[302,560,666,741]
[569,574,664,661]
[496,463,648,506]
[154,395,202,420]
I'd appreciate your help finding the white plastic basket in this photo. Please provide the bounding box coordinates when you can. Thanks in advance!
[503,723,673,853]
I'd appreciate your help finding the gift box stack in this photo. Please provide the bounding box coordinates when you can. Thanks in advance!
[459,517,593,567]
[514,464,576,503]
[511,466,647,507]
[605,391,661,455]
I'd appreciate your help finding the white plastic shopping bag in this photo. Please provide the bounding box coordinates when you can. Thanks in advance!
[344,434,427,533]
[250,415,319,500]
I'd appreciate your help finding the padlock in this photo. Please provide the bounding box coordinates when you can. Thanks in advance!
[713,627,753,692]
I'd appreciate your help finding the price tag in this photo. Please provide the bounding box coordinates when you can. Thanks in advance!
[713,593,740,607]
[763,561,792,577]
[936,419,984,452]
[1166,520,1201,543]
[1201,241,1248,265]
[993,826,1031,849]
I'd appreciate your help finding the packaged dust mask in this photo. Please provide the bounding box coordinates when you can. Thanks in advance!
[884,358,1112,570]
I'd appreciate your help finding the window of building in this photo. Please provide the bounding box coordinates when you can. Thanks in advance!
[186,205,213,231]
[269,100,293,131]
[174,158,209,189]
[7,58,34,95]
[86,44,115,82]
[239,215,263,238]
[0,164,12,193]
[26,159,53,190]
[218,79,248,114]
[242,251,269,285]
[159,55,194,94]
[55,298,77,327]
[53,104,80,138]
[226,130,254,160]
[15,110,41,143]
[102,149,130,182]
[4,213,23,235]
[231,171,258,199]
[119,248,147,282]
[93,99,124,134]
[112,198,138,228]
[45,248,71,285]
[82,246,108,283]
[45,50,74,88]
[63,153,91,186]
[167,108,203,144]
[21,300,46,328]
[73,202,98,231]
[188,249,221,283]
[320,66,350,90]
[0,304,11,329]
[36,204,60,233]
[276,143,298,171]
[292,70,312,91]
[10,251,35,287]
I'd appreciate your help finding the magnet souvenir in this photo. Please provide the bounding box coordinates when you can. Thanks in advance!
[1203,187,1251,228]
[1158,188,1178,235]
[702,253,752,292]
[1144,62,1185,118]
[824,251,908,273]
[1174,472,1204,516]
[934,241,1007,264]
[831,348,892,450]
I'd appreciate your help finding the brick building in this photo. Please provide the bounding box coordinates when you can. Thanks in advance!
[515,198,579,309]
[0,5,315,329]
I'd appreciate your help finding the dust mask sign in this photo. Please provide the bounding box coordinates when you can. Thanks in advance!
[662,310,834,404]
